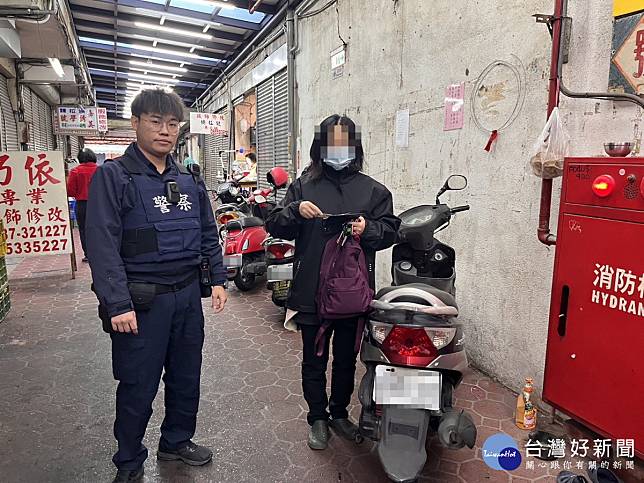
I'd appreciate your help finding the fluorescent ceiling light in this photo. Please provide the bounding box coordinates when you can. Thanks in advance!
[128,66,187,77]
[190,46,196,53]
[48,58,65,78]
[127,72,180,83]
[129,60,188,73]
[130,53,190,65]
[202,22,221,33]
[134,21,213,40]
[160,16,166,25]
[130,44,200,59]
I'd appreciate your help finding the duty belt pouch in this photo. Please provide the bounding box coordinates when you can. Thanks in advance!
[200,284,212,298]
[91,282,112,334]
[98,303,111,334]
[127,282,157,311]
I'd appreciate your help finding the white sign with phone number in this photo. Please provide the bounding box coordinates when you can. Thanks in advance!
[0,151,72,257]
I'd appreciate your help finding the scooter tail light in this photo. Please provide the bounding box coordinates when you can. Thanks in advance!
[217,212,239,225]
[266,244,295,260]
[424,327,457,350]
[369,320,393,344]
[380,325,439,367]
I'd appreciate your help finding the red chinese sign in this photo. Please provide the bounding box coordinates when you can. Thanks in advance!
[0,151,72,257]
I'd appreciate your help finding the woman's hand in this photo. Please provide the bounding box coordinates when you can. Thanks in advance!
[352,216,366,236]
[299,201,323,219]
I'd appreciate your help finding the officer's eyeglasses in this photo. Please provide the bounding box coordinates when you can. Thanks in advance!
[139,116,180,134]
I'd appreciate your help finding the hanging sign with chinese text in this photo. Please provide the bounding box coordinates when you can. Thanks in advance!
[0,151,72,257]
[54,106,108,135]
[189,112,228,136]
[610,10,644,94]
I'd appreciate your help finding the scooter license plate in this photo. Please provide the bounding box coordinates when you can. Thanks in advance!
[267,263,293,281]
[223,254,242,268]
[374,365,442,410]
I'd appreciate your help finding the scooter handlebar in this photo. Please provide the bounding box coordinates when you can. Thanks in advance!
[450,205,470,214]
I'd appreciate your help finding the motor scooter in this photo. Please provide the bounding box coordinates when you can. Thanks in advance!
[223,167,289,291]
[357,175,477,483]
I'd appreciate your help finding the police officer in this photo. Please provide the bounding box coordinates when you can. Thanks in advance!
[86,89,228,483]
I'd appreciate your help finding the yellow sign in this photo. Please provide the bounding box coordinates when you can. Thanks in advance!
[614,0,644,17]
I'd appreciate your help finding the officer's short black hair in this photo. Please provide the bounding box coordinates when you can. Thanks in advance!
[245,152,257,164]
[131,88,185,122]
[78,148,97,164]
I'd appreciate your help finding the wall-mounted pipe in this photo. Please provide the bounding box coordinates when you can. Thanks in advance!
[538,0,565,246]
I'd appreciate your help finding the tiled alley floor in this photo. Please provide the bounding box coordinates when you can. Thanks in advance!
[0,231,625,483]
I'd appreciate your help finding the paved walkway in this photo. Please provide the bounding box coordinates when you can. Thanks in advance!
[0,230,622,482]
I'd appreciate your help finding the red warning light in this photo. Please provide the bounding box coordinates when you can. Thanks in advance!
[592,175,615,198]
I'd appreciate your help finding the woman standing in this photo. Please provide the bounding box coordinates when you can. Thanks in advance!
[265,115,400,450]
[67,148,98,262]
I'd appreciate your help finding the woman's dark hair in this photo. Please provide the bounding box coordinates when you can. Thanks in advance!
[78,148,97,164]
[131,88,185,122]
[308,114,364,180]
[245,152,257,164]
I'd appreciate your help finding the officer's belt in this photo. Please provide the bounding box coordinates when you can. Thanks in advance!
[153,271,199,294]
[121,227,157,257]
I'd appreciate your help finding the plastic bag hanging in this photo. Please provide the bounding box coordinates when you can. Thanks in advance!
[530,107,570,179]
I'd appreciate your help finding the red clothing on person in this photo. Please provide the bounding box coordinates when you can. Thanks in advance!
[67,162,98,201]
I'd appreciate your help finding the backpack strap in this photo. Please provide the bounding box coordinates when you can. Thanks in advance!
[314,320,332,357]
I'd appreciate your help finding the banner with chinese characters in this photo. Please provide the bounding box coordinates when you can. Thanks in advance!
[0,151,72,257]
[54,106,108,135]
[189,112,228,136]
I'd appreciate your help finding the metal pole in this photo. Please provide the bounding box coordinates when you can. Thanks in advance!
[537,0,564,246]
[286,7,296,179]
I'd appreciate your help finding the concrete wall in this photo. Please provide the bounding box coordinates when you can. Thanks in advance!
[294,0,642,399]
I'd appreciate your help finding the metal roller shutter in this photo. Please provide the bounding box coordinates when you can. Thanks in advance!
[44,102,54,150]
[273,69,289,197]
[0,75,19,151]
[215,106,229,183]
[256,68,288,194]
[21,87,34,150]
[70,136,79,157]
[202,134,217,191]
[256,76,274,191]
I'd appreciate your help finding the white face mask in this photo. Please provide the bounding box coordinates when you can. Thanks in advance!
[322,146,355,171]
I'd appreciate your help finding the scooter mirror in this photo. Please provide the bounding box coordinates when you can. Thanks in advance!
[446,175,467,191]
[436,174,468,203]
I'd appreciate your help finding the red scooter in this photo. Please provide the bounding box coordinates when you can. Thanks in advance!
[223,167,289,291]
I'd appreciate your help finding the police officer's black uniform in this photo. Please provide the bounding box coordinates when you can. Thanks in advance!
[86,143,226,471]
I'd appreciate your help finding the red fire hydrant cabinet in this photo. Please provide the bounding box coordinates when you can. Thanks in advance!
[543,157,644,459]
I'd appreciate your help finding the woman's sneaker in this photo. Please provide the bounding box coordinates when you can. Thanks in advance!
[308,420,330,450]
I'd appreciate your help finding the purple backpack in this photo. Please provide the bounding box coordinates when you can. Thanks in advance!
[314,235,374,355]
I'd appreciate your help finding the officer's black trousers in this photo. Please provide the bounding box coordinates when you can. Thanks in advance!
[299,317,359,426]
[110,279,204,470]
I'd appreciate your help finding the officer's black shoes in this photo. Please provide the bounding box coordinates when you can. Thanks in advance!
[329,418,359,442]
[307,420,330,450]
[157,441,213,466]
[112,467,143,483]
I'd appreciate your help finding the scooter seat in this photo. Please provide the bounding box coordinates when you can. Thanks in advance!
[376,283,458,309]
[227,216,264,230]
